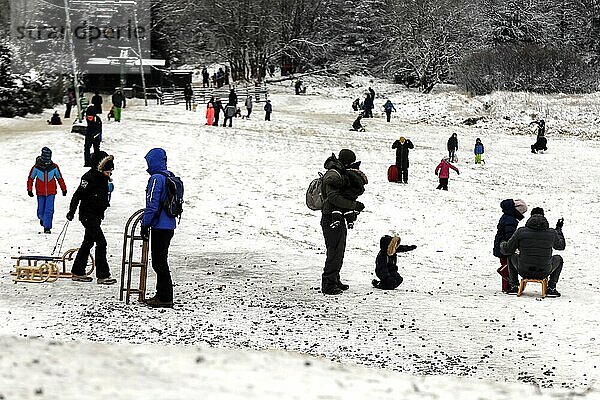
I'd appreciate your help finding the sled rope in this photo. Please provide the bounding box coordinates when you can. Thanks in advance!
[51,221,69,256]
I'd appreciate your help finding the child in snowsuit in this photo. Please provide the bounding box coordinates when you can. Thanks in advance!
[372,235,417,290]
[474,138,484,164]
[27,147,67,233]
[435,157,459,190]
[330,162,368,229]
[493,199,527,292]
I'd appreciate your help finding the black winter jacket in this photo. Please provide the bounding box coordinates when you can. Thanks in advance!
[500,214,566,277]
[392,139,414,169]
[493,199,524,257]
[375,235,415,290]
[447,135,458,151]
[321,155,361,215]
[69,152,112,220]
[85,115,102,139]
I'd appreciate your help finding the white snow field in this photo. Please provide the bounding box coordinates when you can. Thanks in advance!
[0,78,599,399]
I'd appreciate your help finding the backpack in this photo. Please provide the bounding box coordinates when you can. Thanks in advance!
[159,172,184,220]
[306,170,341,211]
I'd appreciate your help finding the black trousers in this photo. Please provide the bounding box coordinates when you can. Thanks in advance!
[436,178,449,190]
[223,115,233,127]
[213,112,221,126]
[265,112,271,121]
[246,107,252,118]
[65,103,72,118]
[508,254,563,288]
[377,274,403,290]
[448,149,456,162]
[185,98,192,110]
[320,214,347,291]
[396,166,408,183]
[385,111,392,122]
[84,135,101,167]
[72,216,110,278]
[151,228,175,302]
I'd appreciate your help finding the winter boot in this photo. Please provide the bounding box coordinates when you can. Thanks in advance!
[546,287,561,298]
[71,274,93,282]
[97,276,117,285]
[372,279,380,288]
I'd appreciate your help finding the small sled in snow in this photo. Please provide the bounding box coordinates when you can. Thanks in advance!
[11,248,94,283]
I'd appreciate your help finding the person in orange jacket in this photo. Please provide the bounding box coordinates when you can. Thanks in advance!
[206,97,215,125]
[27,147,67,233]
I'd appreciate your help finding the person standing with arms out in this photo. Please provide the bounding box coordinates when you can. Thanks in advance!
[474,138,485,164]
[383,99,396,123]
[244,95,253,119]
[320,149,365,295]
[391,136,414,184]
[434,157,459,190]
[66,151,117,285]
[183,83,193,111]
[91,91,103,114]
[27,147,67,234]
[264,99,272,121]
[140,148,177,308]
[447,133,458,162]
[202,67,210,88]
[111,89,126,122]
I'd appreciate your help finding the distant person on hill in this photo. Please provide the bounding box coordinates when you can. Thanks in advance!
[474,138,485,164]
[352,98,360,111]
[223,103,236,127]
[264,99,272,121]
[202,67,210,88]
[295,79,303,95]
[244,95,253,119]
[434,157,459,190]
[493,199,527,293]
[111,89,126,122]
[447,133,458,162]
[351,114,365,132]
[391,136,414,183]
[91,91,103,114]
[530,119,547,153]
[228,88,238,106]
[362,92,374,118]
[372,235,416,290]
[383,99,396,123]
[47,111,62,125]
[183,84,193,111]
[212,97,224,126]
[206,97,215,126]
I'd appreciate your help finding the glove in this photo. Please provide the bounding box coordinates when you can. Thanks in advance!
[354,201,365,212]
[555,218,564,230]
[435,171,438,176]
[457,171,460,175]
[66,211,74,221]
[28,190,34,197]
[140,225,150,241]
[409,245,417,250]
[62,190,67,196]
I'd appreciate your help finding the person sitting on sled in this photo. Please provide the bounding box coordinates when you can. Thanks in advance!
[372,235,417,290]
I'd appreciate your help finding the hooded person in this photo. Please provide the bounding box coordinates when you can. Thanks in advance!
[140,148,178,308]
[474,138,485,164]
[66,151,116,284]
[500,207,566,297]
[319,149,365,295]
[391,136,414,183]
[84,106,102,167]
[27,147,67,233]
[493,199,527,292]
[372,235,417,290]
[434,156,459,190]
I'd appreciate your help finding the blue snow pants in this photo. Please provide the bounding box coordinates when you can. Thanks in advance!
[36,194,55,230]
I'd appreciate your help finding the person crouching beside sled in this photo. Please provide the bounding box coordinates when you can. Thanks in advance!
[372,235,417,290]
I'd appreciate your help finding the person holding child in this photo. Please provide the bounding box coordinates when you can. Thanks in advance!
[372,235,417,290]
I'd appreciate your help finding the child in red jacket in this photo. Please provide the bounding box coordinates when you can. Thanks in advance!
[434,157,459,190]
[27,147,67,233]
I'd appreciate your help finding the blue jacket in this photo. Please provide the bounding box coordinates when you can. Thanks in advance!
[142,148,176,230]
[474,142,484,155]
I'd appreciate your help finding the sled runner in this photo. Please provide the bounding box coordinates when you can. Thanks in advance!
[11,248,95,283]
[387,165,398,182]
[119,209,150,304]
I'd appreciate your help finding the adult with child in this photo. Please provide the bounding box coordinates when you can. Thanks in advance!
[493,199,527,293]
[435,157,459,190]
[66,151,117,285]
[111,89,126,122]
[500,207,565,297]
[391,136,414,183]
[84,105,102,167]
[140,148,178,308]
[27,147,67,234]
[447,133,458,162]
[372,235,417,290]
[319,149,366,295]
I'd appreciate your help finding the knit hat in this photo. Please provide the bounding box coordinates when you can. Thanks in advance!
[40,147,52,164]
[338,149,356,167]
[513,199,527,215]
[531,207,544,216]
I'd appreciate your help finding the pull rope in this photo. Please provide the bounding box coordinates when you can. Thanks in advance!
[51,221,70,256]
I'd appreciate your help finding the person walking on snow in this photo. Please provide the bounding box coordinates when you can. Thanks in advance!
[27,147,67,234]
[372,235,417,290]
[474,138,485,164]
[435,157,459,190]
[84,106,102,167]
[383,99,396,123]
[391,136,414,183]
[140,148,178,308]
[244,95,253,119]
[264,99,272,121]
[183,84,193,111]
[447,133,458,162]
[66,151,117,285]
[223,103,236,127]
[500,207,565,297]
[111,89,126,122]
[493,199,527,292]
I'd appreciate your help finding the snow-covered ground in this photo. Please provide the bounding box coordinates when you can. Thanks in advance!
[1,78,599,398]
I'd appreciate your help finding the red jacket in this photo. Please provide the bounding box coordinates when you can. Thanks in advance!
[435,159,459,179]
[27,161,67,196]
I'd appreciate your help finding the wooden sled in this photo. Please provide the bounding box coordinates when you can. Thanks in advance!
[11,248,94,283]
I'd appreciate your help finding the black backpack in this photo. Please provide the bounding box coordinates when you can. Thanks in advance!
[159,172,184,220]
[305,169,341,211]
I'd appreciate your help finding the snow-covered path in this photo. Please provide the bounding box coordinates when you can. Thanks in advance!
[0,82,599,393]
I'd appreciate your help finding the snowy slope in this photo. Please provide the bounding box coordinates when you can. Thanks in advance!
[0,80,599,397]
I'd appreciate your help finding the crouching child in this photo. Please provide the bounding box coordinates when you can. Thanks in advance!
[372,235,417,290]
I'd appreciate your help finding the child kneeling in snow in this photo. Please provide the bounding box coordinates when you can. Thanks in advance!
[372,235,416,290]
[330,161,368,229]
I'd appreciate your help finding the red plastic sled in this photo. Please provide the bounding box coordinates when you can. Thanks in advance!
[387,165,398,182]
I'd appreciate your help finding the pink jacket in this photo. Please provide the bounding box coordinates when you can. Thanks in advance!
[435,159,459,179]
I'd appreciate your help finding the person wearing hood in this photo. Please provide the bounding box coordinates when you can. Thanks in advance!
[493,199,527,292]
[320,149,366,295]
[111,89,126,122]
[383,99,396,122]
[91,91,103,114]
[66,151,117,285]
[391,136,414,183]
[140,148,178,308]
[434,157,459,190]
[27,147,67,233]
[372,235,417,290]
[474,138,485,164]
[500,207,565,297]
[447,133,458,162]
[84,105,102,167]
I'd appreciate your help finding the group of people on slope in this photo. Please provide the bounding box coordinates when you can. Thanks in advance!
[26,144,179,308]
[205,89,272,126]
